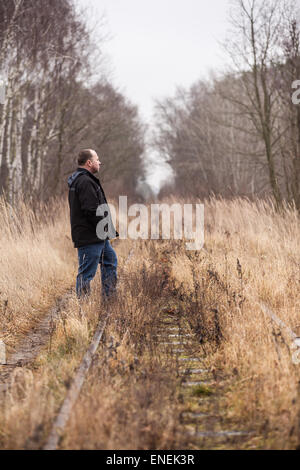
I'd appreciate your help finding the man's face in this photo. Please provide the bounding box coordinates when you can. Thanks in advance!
[89,152,101,174]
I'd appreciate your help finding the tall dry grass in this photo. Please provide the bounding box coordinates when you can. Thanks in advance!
[0,196,76,351]
[61,243,184,450]
[1,195,299,449]
[168,196,300,449]
[0,236,185,450]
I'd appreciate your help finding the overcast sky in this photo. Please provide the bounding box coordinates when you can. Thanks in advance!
[75,0,231,191]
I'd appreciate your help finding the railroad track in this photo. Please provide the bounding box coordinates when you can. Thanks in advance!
[43,248,135,450]
[43,314,109,450]
[155,307,253,449]
[3,243,294,450]
[151,246,300,449]
[41,244,251,451]
[0,245,135,449]
[40,246,257,450]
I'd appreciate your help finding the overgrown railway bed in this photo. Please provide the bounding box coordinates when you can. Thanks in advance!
[1,242,297,450]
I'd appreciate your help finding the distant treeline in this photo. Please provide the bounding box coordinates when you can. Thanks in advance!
[0,0,145,204]
[154,0,300,210]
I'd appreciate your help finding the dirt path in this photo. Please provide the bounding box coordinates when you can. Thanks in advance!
[0,290,73,393]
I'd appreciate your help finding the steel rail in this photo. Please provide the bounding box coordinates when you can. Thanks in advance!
[43,247,134,450]
[43,315,109,450]
[202,248,300,362]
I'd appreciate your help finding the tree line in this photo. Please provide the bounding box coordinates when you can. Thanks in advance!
[154,0,300,210]
[0,0,145,204]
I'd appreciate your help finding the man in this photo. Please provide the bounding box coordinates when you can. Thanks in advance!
[68,149,119,299]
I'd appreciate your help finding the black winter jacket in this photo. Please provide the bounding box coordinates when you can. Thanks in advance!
[68,168,118,248]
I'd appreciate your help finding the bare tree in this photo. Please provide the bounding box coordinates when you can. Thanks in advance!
[153,79,267,199]
[153,0,300,207]
[223,0,297,208]
[275,13,300,208]
[0,0,146,203]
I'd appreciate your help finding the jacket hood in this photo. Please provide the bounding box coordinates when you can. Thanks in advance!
[67,168,88,188]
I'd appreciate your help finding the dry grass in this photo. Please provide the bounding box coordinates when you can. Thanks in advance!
[1,195,299,449]
[167,196,300,449]
[0,197,75,351]
[60,241,184,450]
[0,230,185,449]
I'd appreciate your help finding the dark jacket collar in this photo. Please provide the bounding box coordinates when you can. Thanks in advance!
[68,168,101,188]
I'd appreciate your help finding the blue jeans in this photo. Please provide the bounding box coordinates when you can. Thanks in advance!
[76,241,118,299]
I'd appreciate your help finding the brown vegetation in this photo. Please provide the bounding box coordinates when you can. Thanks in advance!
[168,196,300,449]
[1,196,299,449]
